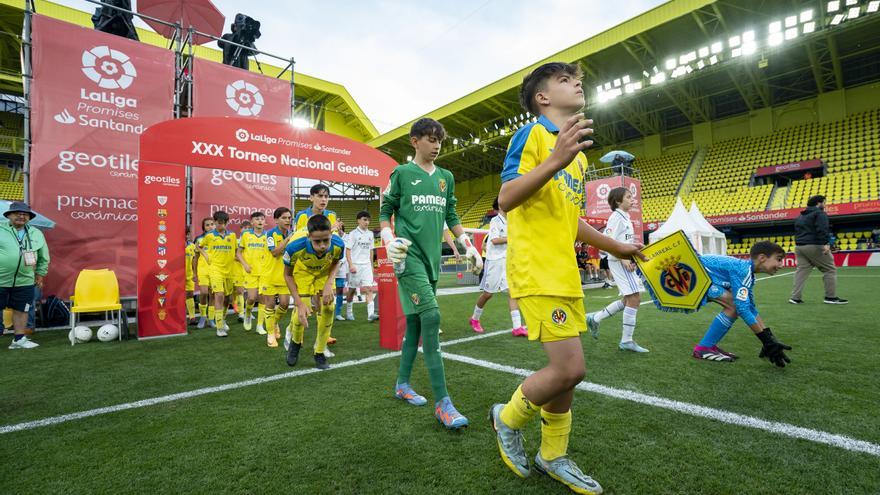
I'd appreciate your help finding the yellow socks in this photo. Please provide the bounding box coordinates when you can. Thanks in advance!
[198,303,207,318]
[186,298,196,319]
[274,306,288,331]
[236,294,245,315]
[291,307,305,345]
[207,304,215,319]
[256,303,266,328]
[314,303,335,353]
[214,305,224,328]
[500,385,540,430]
[540,409,572,461]
[265,305,276,335]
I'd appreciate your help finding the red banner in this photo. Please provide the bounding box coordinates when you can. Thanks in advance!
[30,15,174,298]
[190,58,292,232]
[585,176,643,239]
[136,162,187,338]
[754,159,822,177]
[732,251,880,267]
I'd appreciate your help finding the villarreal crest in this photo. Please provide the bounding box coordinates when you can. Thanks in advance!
[635,230,710,312]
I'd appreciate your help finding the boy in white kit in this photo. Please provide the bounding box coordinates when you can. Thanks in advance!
[587,187,649,353]
[469,198,527,337]
[345,210,378,321]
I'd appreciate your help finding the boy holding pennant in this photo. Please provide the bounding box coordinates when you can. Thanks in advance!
[491,62,645,495]
[637,233,793,367]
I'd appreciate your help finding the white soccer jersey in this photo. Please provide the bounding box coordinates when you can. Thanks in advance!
[346,227,375,265]
[604,209,635,261]
[485,215,508,261]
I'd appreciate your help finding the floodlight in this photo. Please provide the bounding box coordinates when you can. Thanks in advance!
[650,72,666,84]
[697,60,705,69]
[622,75,630,84]
[452,138,459,145]
[848,6,860,17]
[632,81,642,90]
[665,58,676,70]
[604,82,612,90]
[742,42,757,55]
[827,0,840,12]
[613,78,621,87]
[291,117,310,128]
[845,0,857,5]
[785,27,798,40]
[679,54,688,65]
[803,21,816,33]
[785,16,797,28]
[473,138,480,144]
[642,70,650,78]
[830,13,845,24]
[729,35,741,47]
[731,47,743,58]
[500,129,506,136]
[743,30,755,42]
[709,55,719,65]
[868,1,880,12]
[711,41,723,54]
[769,21,782,33]
[800,10,813,22]
[698,46,709,58]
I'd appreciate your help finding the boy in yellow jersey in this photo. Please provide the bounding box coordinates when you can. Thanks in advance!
[294,183,338,232]
[237,212,270,332]
[185,226,198,325]
[261,207,296,347]
[193,217,216,329]
[198,211,238,337]
[232,219,251,322]
[489,63,644,495]
[283,214,345,370]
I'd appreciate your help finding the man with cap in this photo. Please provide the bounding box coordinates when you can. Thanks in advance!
[1,201,50,349]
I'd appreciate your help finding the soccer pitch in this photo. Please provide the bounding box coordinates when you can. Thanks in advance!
[3,268,879,494]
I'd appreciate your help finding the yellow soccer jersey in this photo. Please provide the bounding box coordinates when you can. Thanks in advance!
[185,242,196,281]
[199,230,238,276]
[294,206,337,232]
[238,229,271,277]
[501,115,587,298]
[283,231,345,279]
[265,226,294,286]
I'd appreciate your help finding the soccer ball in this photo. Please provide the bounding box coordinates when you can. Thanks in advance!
[69,325,93,344]
[97,324,119,342]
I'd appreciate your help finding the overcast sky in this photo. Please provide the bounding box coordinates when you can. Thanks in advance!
[56,0,666,133]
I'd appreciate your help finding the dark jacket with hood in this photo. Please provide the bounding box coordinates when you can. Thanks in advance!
[794,206,831,246]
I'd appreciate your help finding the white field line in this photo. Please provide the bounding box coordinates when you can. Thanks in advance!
[441,351,880,458]
[0,329,510,435]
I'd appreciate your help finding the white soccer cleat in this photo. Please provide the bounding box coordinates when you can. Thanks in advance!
[9,336,39,349]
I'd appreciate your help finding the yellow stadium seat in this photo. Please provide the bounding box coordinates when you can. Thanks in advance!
[69,269,124,345]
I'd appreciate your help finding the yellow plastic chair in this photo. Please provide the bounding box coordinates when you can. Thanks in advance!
[69,269,123,345]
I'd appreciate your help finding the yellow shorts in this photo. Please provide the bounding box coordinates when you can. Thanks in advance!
[293,270,329,296]
[209,272,235,295]
[260,278,290,296]
[518,295,585,343]
[185,277,195,292]
[244,273,262,290]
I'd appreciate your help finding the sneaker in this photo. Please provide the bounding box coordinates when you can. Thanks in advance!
[713,345,738,360]
[601,282,612,289]
[434,397,468,430]
[346,313,355,321]
[267,334,279,348]
[286,341,301,366]
[469,318,484,334]
[255,325,267,336]
[788,298,804,305]
[187,318,199,326]
[395,383,427,406]
[243,313,252,331]
[335,314,346,321]
[323,348,335,358]
[489,403,529,478]
[216,327,228,337]
[314,352,330,370]
[238,314,244,323]
[824,297,849,305]
[327,336,337,345]
[619,341,649,353]
[284,327,291,351]
[222,321,230,332]
[511,327,528,337]
[692,345,734,362]
[207,319,216,328]
[368,313,379,321]
[8,336,39,349]
[586,312,600,339]
[534,453,603,495]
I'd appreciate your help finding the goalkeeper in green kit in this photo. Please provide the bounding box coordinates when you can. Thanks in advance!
[380,118,482,430]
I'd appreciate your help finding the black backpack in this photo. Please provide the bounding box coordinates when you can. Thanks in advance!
[41,295,70,327]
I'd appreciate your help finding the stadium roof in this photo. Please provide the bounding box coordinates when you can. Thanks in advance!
[371,0,880,180]
[0,0,378,141]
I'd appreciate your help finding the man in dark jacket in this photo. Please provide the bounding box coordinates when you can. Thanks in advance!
[789,195,847,305]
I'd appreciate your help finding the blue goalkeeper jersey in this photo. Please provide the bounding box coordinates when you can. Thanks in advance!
[700,255,759,326]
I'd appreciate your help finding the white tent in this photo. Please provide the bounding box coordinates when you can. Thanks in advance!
[688,201,727,255]
[648,197,723,254]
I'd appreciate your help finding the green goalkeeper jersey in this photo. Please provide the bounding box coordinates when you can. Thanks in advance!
[379,161,461,282]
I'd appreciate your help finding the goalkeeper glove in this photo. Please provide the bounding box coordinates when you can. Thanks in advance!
[381,227,411,264]
[457,233,483,274]
[756,328,792,368]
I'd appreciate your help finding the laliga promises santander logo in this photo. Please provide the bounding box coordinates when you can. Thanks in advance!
[81,46,137,89]
[226,80,264,116]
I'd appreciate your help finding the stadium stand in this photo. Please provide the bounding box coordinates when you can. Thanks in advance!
[784,167,880,208]
[643,185,773,222]
[636,150,694,199]
[0,180,23,200]
[459,193,495,228]
[727,230,875,254]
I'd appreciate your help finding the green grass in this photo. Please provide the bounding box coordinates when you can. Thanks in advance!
[2,268,879,494]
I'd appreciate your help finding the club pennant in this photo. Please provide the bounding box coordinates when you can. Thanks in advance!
[635,230,711,313]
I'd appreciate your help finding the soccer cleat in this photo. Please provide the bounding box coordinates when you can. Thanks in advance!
[8,336,39,349]
[222,321,230,332]
[586,313,600,339]
[434,397,468,430]
[216,327,228,338]
[267,334,279,348]
[238,314,244,323]
[469,318,484,334]
[788,298,804,305]
[283,327,291,351]
[713,345,738,360]
[255,325,267,336]
[395,383,428,406]
[196,316,207,329]
[243,313,252,331]
[335,314,346,321]
[286,341,301,366]
[314,352,330,370]
[511,327,528,337]
[489,403,530,478]
[368,313,379,321]
[327,336,337,345]
[346,312,355,321]
[534,453,603,495]
[207,319,216,328]
[619,341,649,353]
[323,348,335,358]
[824,297,849,305]
[692,345,734,362]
